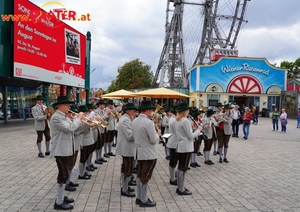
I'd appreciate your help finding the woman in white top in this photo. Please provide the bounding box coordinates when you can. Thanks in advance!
[174,102,202,195]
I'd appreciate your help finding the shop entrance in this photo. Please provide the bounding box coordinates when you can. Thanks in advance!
[231,96,256,108]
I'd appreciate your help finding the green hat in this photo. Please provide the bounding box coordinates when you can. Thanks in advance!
[86,103,95,109]
[96,100,106,106]
[35,95,44,101]
[176,102,192,112]
[164,108,171,112]
[206,109,215,117]
[223,104,231,109]
[69,105,78,113]
[124,103,138,111]
[52,95,74,106]
[78,105,89,112]
[107,99,114,105]
[217,102,223,107]
[190,108,201,117]
[138,100,156,111]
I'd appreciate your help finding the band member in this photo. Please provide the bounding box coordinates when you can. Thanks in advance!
[132,100,161,207]
[174,103,202,195]
[115,103,138,198]
[213,102,223,155]
[166,106,178,185]
[232,105,241,137]
[103,99,118,158]
[85,104,98,172]
[197,110,205,156]
[65,106,85,192]
[216,104,233,163]
[162,108,172,160]
[190,108,203,168]
[31,95,51,158]
[94,100,108,164]
[50,96,84,210]
[202,109,218,165]
[78,105,95,180]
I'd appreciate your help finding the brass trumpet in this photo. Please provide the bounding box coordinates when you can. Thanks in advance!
[68,110,96,126]
[93,113,108,128]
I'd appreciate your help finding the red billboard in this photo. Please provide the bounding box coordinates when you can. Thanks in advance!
[13,0,86,87]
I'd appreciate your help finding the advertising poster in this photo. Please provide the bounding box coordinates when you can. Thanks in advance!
[13,0,86,87]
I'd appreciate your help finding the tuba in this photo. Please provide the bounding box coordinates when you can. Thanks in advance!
[44,106,55,120]
[152,104,163,120]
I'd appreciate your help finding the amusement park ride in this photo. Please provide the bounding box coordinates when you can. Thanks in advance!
[153,0,250,88]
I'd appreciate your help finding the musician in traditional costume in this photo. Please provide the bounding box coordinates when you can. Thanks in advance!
[202,109,218,165]
[216,104,233,163]
[31,95,51,158]
[50,96,84,210]
[115,103,138,198]
[174,103,202,195]
[190,108,203,168]
[162,108,172,160]
[213,102,223,155]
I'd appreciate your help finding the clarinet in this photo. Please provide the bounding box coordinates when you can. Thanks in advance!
[188,115,208,140]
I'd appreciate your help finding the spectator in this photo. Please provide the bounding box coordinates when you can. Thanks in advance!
[242,107,252,140]
[271,107,280,131]
[280,108,288,133]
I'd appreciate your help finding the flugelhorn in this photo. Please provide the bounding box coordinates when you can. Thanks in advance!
[93,113,108,128]
[68,110,95,126]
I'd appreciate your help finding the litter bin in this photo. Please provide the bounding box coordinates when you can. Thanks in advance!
[262,108,269,117]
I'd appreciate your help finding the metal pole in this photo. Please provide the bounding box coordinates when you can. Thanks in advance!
[85,31,91,104]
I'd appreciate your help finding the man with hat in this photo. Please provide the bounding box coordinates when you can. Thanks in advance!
[115,103,138,198]
[94,100,108,164]
[212,102,223,155]
[31,95,51,158]
[103,99,118,158]
[232,105,241,138]
[132,100,161,207]
[162,108,172,160]
[202,109,218,165]
[50,95,84,210]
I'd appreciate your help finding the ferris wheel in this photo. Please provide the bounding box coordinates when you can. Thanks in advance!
[153,0,250,88]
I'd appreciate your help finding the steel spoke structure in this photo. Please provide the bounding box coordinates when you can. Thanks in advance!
[153,0,250,88]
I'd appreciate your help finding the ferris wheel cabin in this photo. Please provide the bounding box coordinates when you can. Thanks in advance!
[211,48,238,61]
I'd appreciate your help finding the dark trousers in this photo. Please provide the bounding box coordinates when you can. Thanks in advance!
[69,151,78,171]
[193,136,202,153]
[231,119,240,136]
[177,152,191,172]
[216,130,231,148]
[137,160,157,185]
[79,144,94,163]
[121,156,134,178]
[55,156,71,185]
[36,125,51,143]
[105,130,115,143]
[169,148,178,168]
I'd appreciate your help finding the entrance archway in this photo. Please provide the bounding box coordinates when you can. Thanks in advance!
[227,75,262,94]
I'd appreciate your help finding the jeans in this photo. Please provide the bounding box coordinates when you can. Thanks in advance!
[243,124,250,138]
[272,119,278,130]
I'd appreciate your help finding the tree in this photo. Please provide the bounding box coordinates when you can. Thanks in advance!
[107,59,153,92]
[280,58,300,78]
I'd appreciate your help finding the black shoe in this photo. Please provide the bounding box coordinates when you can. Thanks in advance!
[108,152,116,156]
[208,160,214,165]
[176,188,192,195]
[85,172,92,177]
[204,161,212,165]
[69,181,79,187]
[190,163,196,168]
[139,199,156,207]
[90,164,97,169]
[166,156,170,160]
[194,162,201,167]
[112,143,116,147]
[197,152,203,156]
[213,151,217,155]
[95,159,103,164]
[86,166,94,172]
[219,158,223,163]
[133,168,138,174]
[65,184,76,192]
[78,173,90,180]
[45,151,50,156]
[104,153,110,158]
[216,151,219,155]
[236,136,239,138]
[135,198,141,205]
[232,134,236,137]
[64,196,74,203]
[54,202,73,210]
[128,180,136,186]
[170,179,177,186]
[99,158,107,162]
[223,158,229,163]
[121,188,135,197]
[128,187,135,192]
[38,153,44,158]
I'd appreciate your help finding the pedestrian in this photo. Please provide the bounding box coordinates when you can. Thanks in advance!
[31,95,51,158]
[132,100,160,207]
[242,107,252,140]
[297,110,300,128]
[271,107,280,131]
[280,108,288,133]
[231,105,241,137]
[50,95,84,210]
[115,103,138,198]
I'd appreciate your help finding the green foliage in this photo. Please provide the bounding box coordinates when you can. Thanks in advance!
[280,58,300,78]
[106,59,153,92]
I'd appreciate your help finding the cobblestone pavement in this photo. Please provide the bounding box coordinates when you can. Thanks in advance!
[0,117,299,212]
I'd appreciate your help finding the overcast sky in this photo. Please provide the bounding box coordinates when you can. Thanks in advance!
[30,0,300,90]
